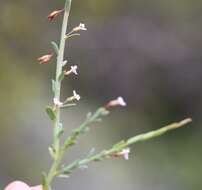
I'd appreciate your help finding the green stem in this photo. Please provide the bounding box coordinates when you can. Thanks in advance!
[63,108,107,149]
[46,0,72,187]
[60,118,192,175]
[126,118,192,145]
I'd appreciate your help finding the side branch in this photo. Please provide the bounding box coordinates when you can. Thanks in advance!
[60,118,192,175]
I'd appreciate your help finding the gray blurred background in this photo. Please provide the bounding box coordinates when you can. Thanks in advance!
[0,0,201,189]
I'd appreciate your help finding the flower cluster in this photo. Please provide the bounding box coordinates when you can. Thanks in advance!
[4,2,191,190]
[37,10,88,109]
[35,3,134,190]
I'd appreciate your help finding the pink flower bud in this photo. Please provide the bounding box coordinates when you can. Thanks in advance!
[111,148,130,160]
[106,96,127,108]
[48,9,63,21]
[37,53,53,64]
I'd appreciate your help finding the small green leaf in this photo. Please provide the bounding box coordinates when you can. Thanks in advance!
[87,148,95,157]
[51,79,56,95]
[51,41,59,55]
[58,72,65,81]
[42,172,49,190]
[93,157,103,162]
[56,123,64,138]
[48,146,56,159]
[99,108,110,116]
[63,160,79,174]
[46,106,56,121]
[86,112,92,119]
[112,140,125,149]
[73,128,80,135]
[81,127,90,134]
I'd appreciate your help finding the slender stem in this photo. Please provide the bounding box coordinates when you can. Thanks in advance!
[46,0,72,187]
[60,118,192,175]
[63,108,105,149]
[126,118,192,145]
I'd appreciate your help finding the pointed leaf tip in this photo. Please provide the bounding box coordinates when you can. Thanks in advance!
[51,41,59,55]
[46,106,56,121]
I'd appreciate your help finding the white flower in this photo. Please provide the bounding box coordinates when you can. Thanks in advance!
[116,96,127,106]
[65,90,81,102]
[70,65,78,75]
[118,148,130,160]
[64,65,78,76]
[73,90,81,101]
[53,98,63,107]
[78,23,87,31]
[73,23,87,32]
[107,96,127,108]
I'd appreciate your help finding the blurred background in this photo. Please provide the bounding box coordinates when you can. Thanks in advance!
[0,0,201,189]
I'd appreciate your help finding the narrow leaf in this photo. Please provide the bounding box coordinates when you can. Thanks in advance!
[112,140,125,149]
[99,108,110,116]
[63,160,79,174]
[41,173,49,190]
[87,148,96,157]
[51,41,59,55]
[56,123,64,138]
[46,106,56,121]
[58,72,65,81]
[51,79,56,95]
[86,112,92,119]
[48,146,56,159]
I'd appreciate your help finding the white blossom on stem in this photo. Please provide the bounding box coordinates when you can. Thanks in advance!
[111,148,130,160]
[64,65,78,76]
[106,96,127,108]
[73,90,81,101]
[53,98,63,107]
[118,148,130,160]
[73,23,87,32]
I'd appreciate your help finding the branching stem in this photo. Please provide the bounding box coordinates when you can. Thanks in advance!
[42,0,192,189]
[46,0,72,188]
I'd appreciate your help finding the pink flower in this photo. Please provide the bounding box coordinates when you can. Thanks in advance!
[48,9,63,21]
[111,148,130,160]
[106,96,127,108]
[118,148,130,160]
[4,181,42,190]
[37,53,53,64]
[53,97,63,107]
